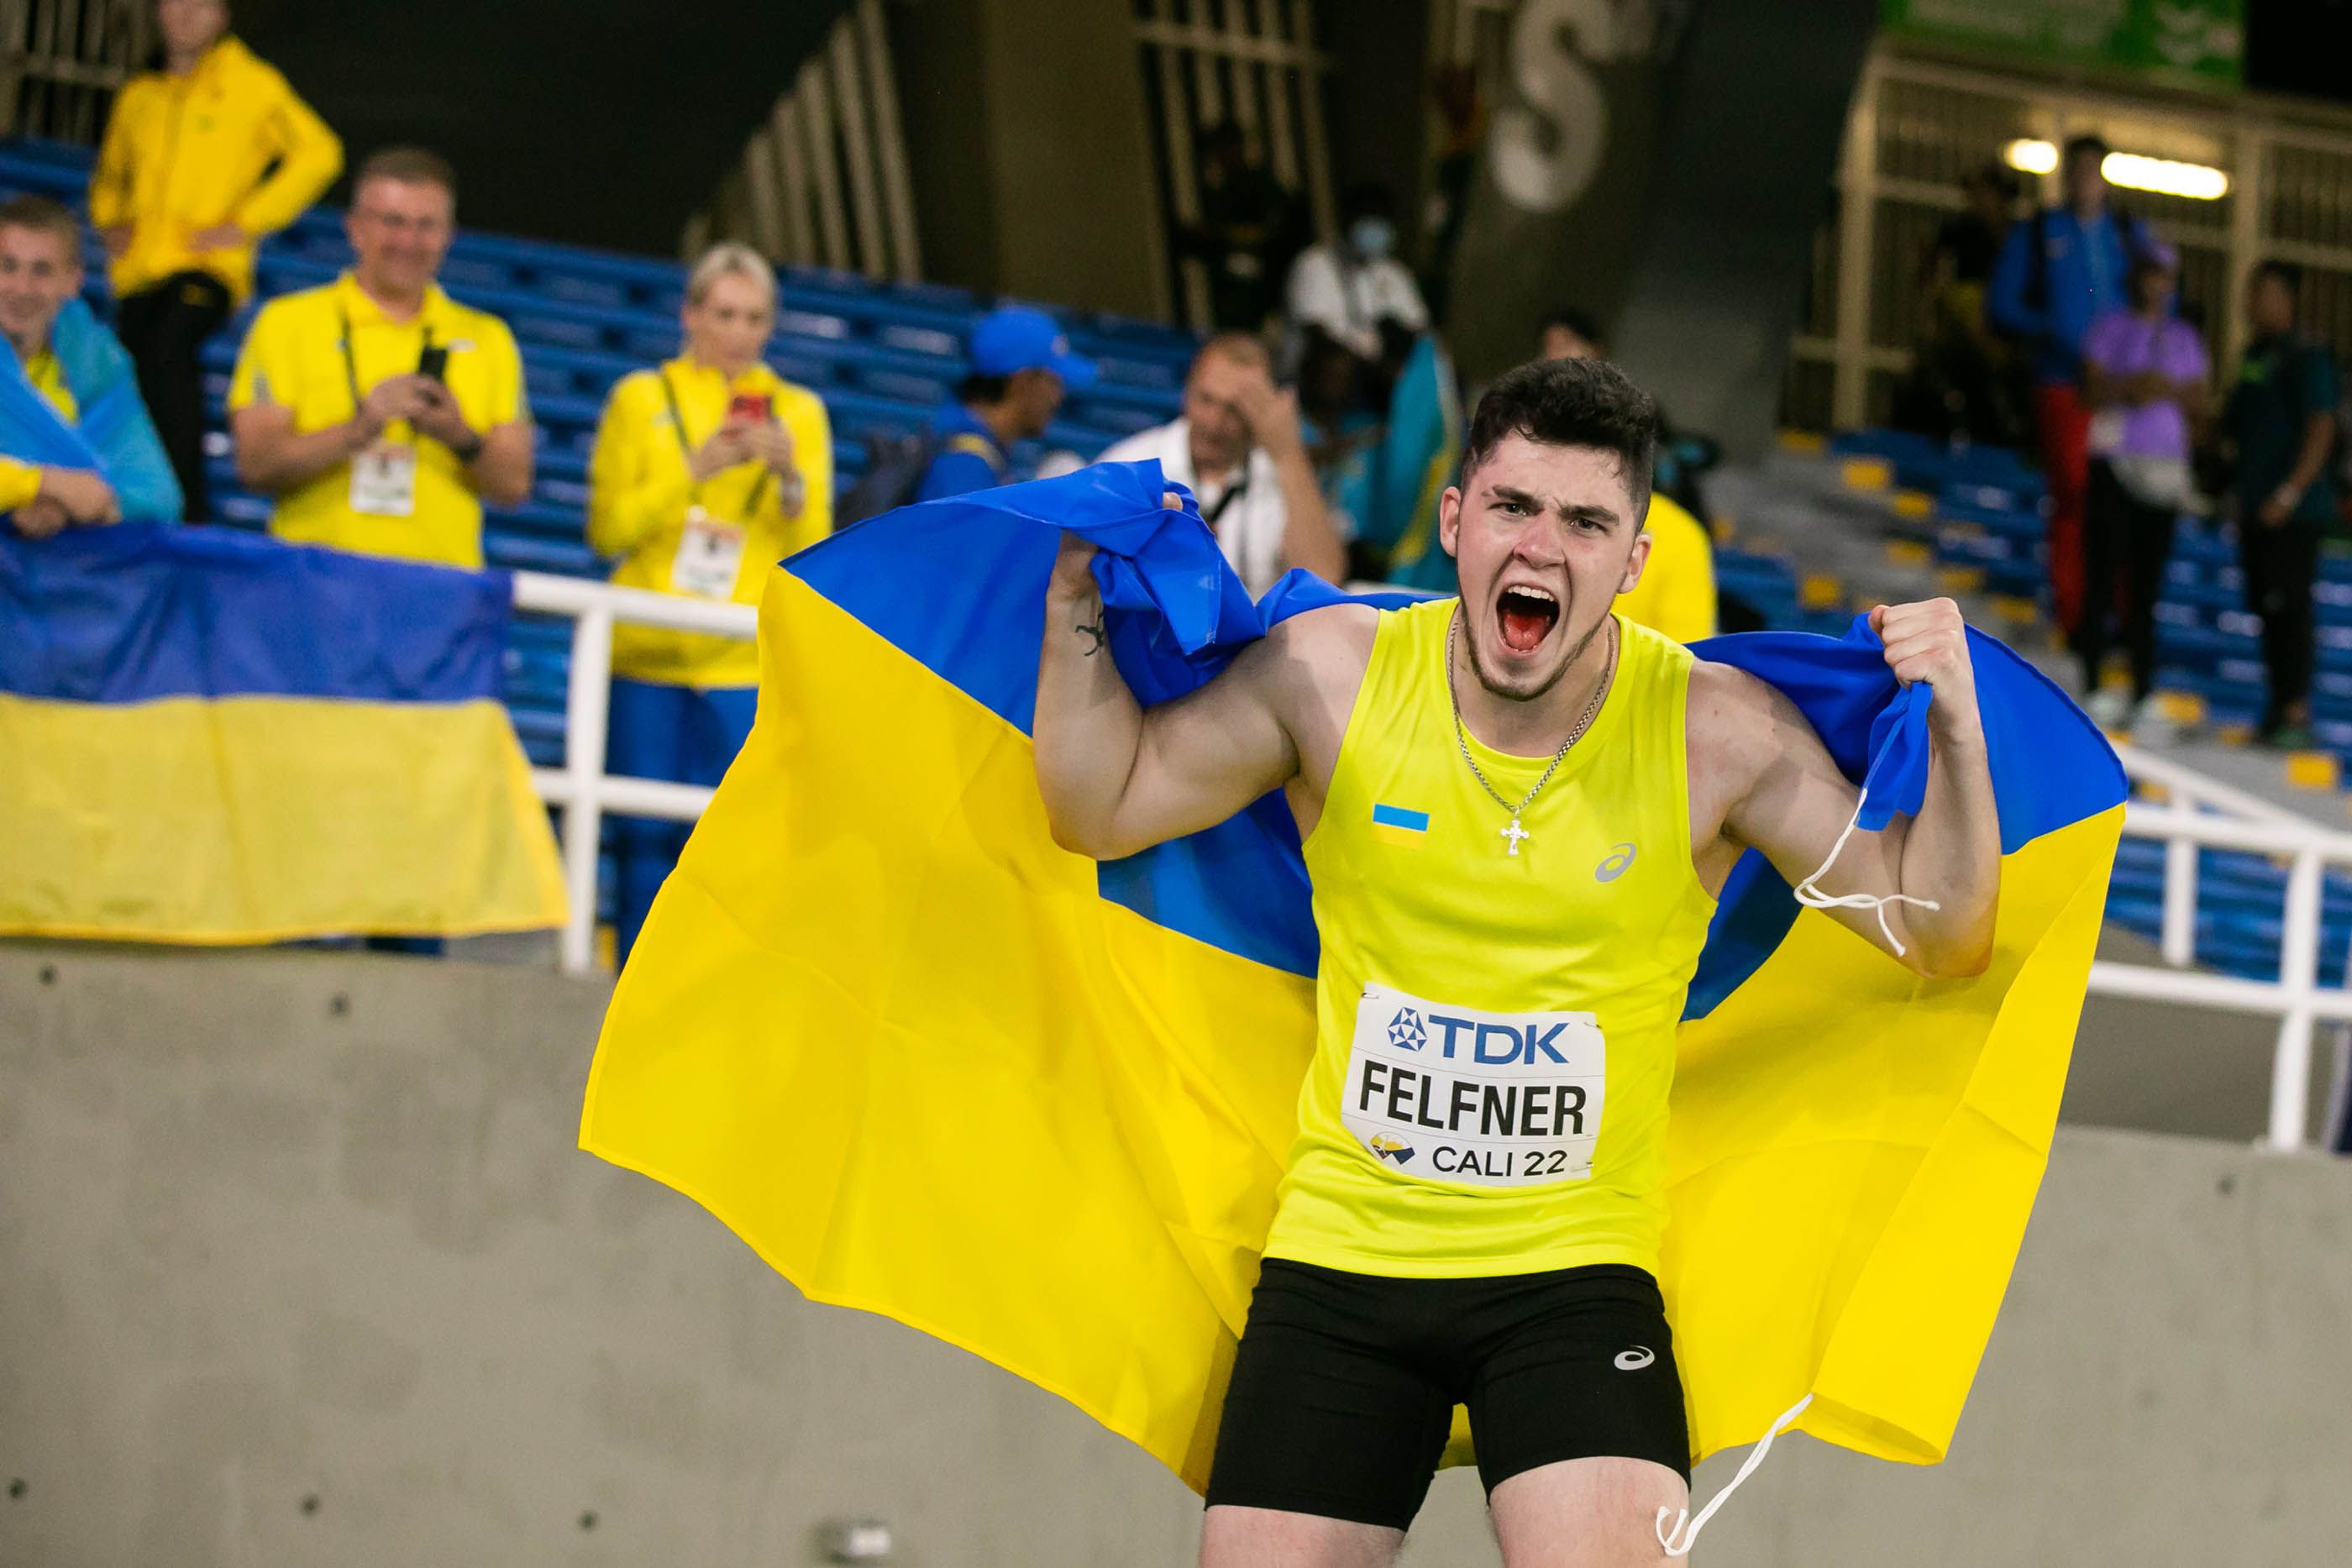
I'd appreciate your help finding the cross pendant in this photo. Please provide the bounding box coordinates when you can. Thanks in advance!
[1500,817,1530,856]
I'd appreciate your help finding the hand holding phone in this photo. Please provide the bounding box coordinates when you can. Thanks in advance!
[728,391,774,425]
[417,343,450,383]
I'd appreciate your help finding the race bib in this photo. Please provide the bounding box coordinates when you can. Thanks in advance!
[1341,983,1606,1188]
[349,441,417,517]
[671,508,747,599]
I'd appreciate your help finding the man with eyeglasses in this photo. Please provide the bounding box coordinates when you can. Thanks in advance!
[228,145,533,568]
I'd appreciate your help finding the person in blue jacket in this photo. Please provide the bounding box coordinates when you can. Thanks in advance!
[0,194,180,537]
[913,305,1095,502]
[1988,134,2153,651]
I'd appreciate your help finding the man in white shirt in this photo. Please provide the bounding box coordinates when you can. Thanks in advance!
[1099,333,1346,595]
[1284,183,1428,363]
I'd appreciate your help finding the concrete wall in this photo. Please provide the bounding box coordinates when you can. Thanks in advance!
[4,940,2350,1566]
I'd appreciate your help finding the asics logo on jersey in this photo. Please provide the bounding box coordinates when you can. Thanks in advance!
[1614,1345,1655,1371]
[1596,842,1637,882]
[1387,1008,1428,1051]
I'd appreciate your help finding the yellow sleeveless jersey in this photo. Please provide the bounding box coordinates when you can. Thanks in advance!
[1263,598,1717,1279]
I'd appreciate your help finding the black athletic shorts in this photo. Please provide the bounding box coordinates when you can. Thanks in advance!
[1204,1259,1688,1530]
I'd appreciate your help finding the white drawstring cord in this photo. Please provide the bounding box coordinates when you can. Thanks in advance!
[1791,786,1940,958]
[1655,1392,1814,1558]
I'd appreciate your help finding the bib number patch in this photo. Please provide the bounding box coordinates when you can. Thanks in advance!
[671,507,748,599]
[1341,983,1606,1188]
[349,441,418,517]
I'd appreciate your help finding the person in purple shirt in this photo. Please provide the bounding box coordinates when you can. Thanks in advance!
[2074,242,2207,738]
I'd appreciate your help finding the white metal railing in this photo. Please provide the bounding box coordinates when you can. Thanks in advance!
[512,570,2349,1151]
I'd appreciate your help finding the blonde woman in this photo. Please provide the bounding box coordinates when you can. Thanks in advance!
[588,242,832,962]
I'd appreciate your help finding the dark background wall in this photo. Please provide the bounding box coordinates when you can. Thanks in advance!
[235,0,850,254]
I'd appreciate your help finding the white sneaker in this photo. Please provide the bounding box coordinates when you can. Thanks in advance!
[2086,688,2132,730]
[2130,695,2181,747]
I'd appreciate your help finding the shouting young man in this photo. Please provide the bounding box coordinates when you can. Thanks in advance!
[1032,356,2000,1567]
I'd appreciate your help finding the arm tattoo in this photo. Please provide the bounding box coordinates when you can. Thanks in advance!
[1074,616,1107,657]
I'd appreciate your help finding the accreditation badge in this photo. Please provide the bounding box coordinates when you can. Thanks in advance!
[349,440,419,517]
[1341,982,1607,1188]
[671,506,748,599]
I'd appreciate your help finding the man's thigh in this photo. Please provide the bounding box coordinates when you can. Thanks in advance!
[1200,1504,1403,1568]
[1489,1455,1688,1568]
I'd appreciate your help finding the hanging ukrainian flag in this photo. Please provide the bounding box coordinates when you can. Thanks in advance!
[0,525,565,943]
[582,462,2124,1489]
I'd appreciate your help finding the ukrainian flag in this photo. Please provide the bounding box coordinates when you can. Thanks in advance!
[582,462,2123,1487]
[0,525,564,943]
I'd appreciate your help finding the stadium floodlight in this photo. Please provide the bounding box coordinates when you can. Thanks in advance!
[2101,152,2230,200]
[2001,137,2228,200]
[2003,139,2061,175]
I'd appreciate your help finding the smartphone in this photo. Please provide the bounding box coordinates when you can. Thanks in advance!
[416,343,449,382]
[728,391,773,423]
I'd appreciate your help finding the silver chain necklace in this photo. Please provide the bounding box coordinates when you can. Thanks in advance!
[1445,609,1616,857]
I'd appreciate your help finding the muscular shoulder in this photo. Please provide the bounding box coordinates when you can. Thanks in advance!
[1685,660,1799,821]
[1242,602,1378,782]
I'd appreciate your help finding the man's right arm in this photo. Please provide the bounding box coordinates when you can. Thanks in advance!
[1984,218,2038,342]
[1034,531,1361,860]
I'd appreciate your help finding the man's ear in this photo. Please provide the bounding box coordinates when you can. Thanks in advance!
[1619,530,1653,594]
[1438,485,1462,559]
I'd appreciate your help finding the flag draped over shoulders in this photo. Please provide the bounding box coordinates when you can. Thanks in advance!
[581,461,2124,1488]
[0,298,181,522]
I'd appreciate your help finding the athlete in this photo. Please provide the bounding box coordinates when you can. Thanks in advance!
[1032,357,1999,1567]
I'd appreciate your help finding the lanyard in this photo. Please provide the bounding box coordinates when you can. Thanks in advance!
[339,304,433,417]
[659,369,772,518]
[1200,466,1249,529]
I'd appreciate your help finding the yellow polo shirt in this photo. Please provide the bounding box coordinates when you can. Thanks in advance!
[0,351,79,513]
[1617,492,1718,644]
[588,357,834,687]
[228,273,528,569]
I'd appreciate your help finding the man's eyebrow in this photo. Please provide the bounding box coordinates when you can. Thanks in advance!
[1487,483,1621,528]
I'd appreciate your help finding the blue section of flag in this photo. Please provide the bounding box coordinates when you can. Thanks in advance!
[0,524,511,705]
[781,461,2125,997]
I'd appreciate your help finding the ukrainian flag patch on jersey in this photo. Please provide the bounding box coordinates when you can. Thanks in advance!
[1370,803,1430,847]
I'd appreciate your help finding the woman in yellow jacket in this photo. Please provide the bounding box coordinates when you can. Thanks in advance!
[590,242,833,962]
[91,0,342,521]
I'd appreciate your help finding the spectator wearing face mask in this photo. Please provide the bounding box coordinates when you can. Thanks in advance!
[1097,332,1345,595]
[1284,183,1428,401]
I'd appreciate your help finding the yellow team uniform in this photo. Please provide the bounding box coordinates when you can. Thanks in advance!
[228,274,528,569]
[588,358,834,687]
[88,35,343,304]
[0,351,76,511]
[1616,493,1718,644]
[1265,601,1717,1279]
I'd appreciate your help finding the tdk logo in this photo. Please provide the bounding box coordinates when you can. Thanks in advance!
[1387,1008,1428,1051]
[1403,1016,1574,1066]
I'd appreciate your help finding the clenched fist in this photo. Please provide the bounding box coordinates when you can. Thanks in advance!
[1870,597,1982,741]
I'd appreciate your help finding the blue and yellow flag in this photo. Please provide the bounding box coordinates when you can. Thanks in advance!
[0,525,564,942]
[582,462,2124,1487]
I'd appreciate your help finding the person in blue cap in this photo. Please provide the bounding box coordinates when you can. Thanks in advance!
[915,304,1096,502]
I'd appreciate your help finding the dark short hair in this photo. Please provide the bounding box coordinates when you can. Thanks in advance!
[1339,181,1394,224]
[955,372,1011,405]
[2252,258,2302,301]
[0,193,82,253]
[1538,307,1605,354]
[1462,358,1659,516]
[2062,134,2110,166]
[1191,331,1272,375]
[354,145,457,201]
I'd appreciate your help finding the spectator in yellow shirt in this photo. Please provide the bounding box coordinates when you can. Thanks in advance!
[588,242,833,962]
[1540,308,1717,641]
[1,197,179,537]
[227,146,533,569]
[90,0,342,522]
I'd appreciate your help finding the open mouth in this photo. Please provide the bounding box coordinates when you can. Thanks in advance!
[1494,585,1561,655]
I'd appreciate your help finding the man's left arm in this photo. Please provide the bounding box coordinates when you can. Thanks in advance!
[413,325,534,509]
[2263,351,2339,525]
[1706,598,2000,978]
